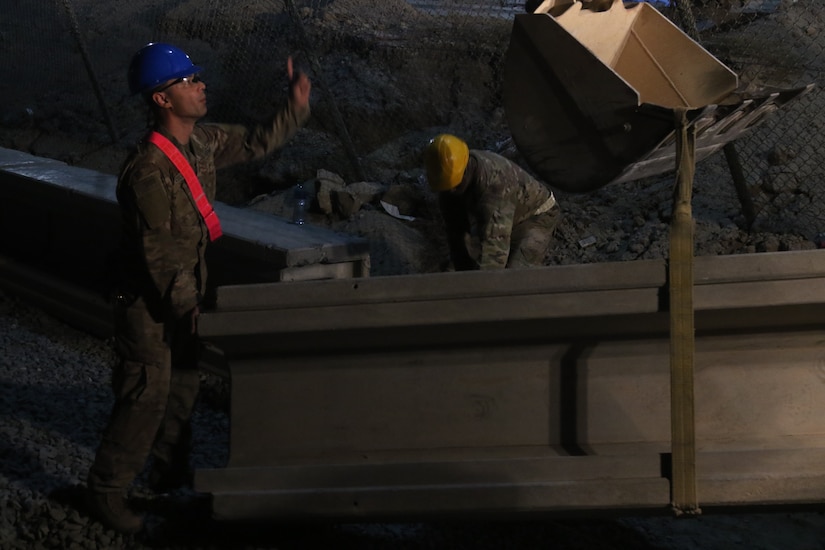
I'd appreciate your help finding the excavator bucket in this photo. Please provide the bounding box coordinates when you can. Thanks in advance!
[504,0,813,193]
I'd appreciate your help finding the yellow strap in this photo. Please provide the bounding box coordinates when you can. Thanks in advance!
[669,108,701,516]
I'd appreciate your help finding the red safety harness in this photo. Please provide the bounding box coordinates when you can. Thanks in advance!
[147,131,223,241]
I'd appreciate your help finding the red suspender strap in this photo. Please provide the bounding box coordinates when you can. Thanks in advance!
[146,131,223,241]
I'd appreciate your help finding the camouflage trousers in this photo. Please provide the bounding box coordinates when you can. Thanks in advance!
[506,205,562,268]
[87,296,201,493]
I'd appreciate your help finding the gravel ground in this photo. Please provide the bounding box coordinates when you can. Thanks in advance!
[4,286,825,550]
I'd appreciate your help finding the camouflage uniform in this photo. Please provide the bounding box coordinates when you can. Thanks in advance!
[438,150,561,270]
[87,100,310,495]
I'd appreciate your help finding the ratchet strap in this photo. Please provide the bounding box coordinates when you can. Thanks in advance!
[669,108,700,517]
[147,131,223,241]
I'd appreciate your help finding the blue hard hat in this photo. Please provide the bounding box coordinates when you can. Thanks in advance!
[128,42,203,95]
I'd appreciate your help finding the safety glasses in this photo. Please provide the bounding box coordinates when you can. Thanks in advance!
[155,74,203,93]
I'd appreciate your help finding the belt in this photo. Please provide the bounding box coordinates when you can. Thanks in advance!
[534,194,557,216]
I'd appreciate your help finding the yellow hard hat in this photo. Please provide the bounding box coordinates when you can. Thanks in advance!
[425,134,469,192]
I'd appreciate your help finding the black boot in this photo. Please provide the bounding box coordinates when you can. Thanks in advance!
[87,490,144,534]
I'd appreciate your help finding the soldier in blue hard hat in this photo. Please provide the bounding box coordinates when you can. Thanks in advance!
[86,42,311,533]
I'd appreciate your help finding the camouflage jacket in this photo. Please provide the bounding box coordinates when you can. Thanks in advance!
[116,100,309,320]
[439,150,555,270]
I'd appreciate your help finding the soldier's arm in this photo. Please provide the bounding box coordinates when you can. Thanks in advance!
[206,97,311,169]
[477,200,516,269]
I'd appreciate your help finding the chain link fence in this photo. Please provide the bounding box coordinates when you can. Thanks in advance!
[1,0,823,238]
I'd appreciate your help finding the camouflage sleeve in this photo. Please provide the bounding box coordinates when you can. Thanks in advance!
[206,99,311,169]
[465,151,516,269]
[121,161,199,319]
[477,198,516,269]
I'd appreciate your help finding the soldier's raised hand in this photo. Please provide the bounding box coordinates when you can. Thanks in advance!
[287,56,311,110]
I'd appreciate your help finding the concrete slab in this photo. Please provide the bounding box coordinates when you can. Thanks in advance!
[0,147,370,298]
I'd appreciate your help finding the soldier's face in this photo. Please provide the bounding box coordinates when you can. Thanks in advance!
[156,74,207,120]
